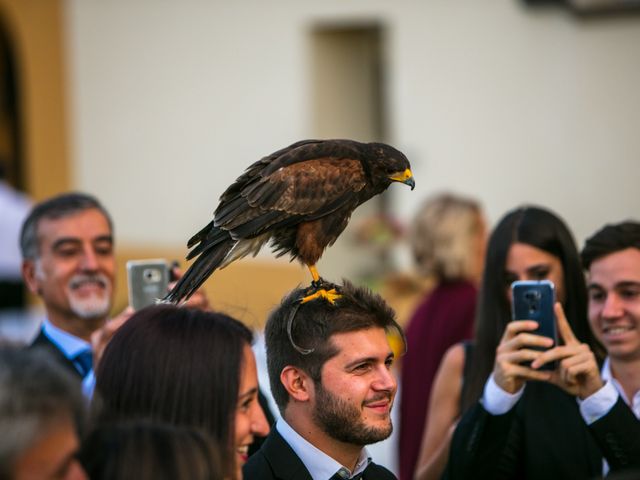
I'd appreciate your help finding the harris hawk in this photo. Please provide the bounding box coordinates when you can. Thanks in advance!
[165,139,414,304]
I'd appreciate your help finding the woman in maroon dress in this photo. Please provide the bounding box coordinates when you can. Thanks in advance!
[398,193,486,480]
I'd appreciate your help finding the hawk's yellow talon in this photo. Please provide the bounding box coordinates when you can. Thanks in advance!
[300,288,342,305]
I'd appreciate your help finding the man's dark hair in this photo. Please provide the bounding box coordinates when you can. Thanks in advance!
[265,280,403,413]
[581,221,640,270]
[0,348,85,479]
[19,192,113,260]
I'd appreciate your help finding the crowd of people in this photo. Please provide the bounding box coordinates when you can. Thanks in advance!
[1,189,639,479]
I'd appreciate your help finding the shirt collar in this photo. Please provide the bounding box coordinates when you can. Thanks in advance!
[601,357,613,382]
[276,418,372,480]
[601,357,640,412]
[42,319,91,359]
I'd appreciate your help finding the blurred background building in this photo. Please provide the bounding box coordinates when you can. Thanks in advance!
[1,0,639,470]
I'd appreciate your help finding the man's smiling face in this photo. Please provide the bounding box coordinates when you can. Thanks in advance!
[311,327,397,446]
[25,208,115,328]
[588,247,640,362]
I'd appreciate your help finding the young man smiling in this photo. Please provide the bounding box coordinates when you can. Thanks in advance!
[244,280,401,480]
[578,221,640,468]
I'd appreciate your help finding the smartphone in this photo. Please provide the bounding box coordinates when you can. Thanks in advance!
[511,280,557,371]
[126,259,170,311]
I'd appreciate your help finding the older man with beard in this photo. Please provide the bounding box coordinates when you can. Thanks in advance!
[20,192,207,392]
[244,280,400,480]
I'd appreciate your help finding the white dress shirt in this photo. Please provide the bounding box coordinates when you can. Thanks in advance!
[276,418,371,480]
[482,359,639,423]
[579,358,640,423]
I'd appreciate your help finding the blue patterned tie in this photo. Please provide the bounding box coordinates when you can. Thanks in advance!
[74,349,93,378]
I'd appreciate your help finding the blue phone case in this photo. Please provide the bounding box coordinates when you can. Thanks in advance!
[511,280,557,371]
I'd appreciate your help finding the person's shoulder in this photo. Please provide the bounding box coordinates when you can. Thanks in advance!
[243,428,310,480]
[440,342,466,373]
[25,332,82,378]
[27,329,51,349]
[364,462,397,479]
[243,450,275,478]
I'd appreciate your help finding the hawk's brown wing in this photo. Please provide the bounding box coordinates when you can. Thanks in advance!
[214,157,367,237]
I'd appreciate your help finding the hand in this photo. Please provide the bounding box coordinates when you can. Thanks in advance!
[169,264,211,311]
[493,320,554,393]
[531,303,603,399]
[90,306,134,369]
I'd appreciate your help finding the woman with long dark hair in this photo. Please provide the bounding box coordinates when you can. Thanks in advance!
[443,206,621,479]
[415,205,600,480]
[91,305,269,480]
[461,206,600,410]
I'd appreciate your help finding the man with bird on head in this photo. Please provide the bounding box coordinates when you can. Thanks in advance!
[165,139,414,305]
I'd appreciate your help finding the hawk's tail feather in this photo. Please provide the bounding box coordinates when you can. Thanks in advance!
[164,238,235,304]
[187,220,214,248]
[186,226,230,261]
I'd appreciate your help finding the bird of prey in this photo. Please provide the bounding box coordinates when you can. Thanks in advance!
[165,139,414,305]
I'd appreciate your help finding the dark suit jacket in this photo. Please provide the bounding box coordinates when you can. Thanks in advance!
[445,381,640,479]
[243,428,396,480]
[28,329,82,379]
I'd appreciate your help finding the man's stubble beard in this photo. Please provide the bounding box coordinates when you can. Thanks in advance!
[312,382,393,446]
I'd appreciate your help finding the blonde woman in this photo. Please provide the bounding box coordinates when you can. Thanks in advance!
[398,193,486,480]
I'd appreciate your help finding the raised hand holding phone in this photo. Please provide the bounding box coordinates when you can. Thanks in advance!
[493,319,554,393]
[491,281,560,394]
[531,303,603,399]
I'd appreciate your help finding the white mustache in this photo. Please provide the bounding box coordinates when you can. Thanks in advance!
[69,273,110,290]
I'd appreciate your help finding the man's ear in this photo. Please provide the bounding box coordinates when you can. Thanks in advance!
[280,366,313,403]
[22,260,41,295]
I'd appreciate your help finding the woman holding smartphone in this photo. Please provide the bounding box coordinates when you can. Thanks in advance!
[415,206,599,480]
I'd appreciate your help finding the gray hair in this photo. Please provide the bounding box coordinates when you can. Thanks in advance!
[410,192,483,281]
[0,348,85,478]
[20,192,113,260]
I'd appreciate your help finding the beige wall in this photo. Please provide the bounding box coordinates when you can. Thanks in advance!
[64,1,640,269]
[10,2,640,325]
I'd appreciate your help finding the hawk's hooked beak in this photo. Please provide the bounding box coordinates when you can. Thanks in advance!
[389,168,415,190]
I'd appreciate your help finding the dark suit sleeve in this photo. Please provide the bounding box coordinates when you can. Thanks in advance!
[27,330,82,379]
[588,396,640,473]
[445,401,522,480]
[242,428,313,480]
[362,462,397,479]
[243,450,275,479]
